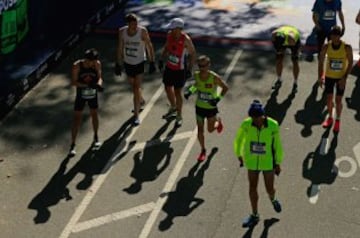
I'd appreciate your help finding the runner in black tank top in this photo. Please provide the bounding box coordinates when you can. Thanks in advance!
[69,48,103,156]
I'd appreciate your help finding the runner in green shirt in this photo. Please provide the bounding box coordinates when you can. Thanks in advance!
[184,55,228,161]
[233,100,284,228]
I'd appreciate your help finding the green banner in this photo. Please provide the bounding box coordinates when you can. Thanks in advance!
[0,0,29,54]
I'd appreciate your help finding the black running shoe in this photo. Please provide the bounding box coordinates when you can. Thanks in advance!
[272,79,282,89]
[272,199,282,213]
[242,214,259,228]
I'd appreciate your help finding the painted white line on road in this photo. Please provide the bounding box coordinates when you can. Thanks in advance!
[129,131,194,152]
[59,85,165,238]
[72,202,156,233]
[139,49,243,238]
[335,156,357,178]
[139,127,198,238]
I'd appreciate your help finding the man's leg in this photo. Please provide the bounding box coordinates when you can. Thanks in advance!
[174,87,183,118]
[71,111,82,145]
[263,171,276,200]
[90,108,99,142]
[275,53,284,80]
[196,118,206,161]
[248,170,260,214]
[165,86,176,108]
[263,171,282,212]
[174,87,183,127]
[333,93,343,132]
[129,75,143,120]
[242,170,260,227]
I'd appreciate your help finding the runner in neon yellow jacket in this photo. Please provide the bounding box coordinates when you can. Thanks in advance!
[233,116,284,171]
[233,99,284,228]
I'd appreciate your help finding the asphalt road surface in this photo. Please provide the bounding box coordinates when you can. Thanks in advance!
[1,35,360,238]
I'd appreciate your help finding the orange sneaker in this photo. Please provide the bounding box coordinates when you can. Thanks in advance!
[322,117,333,128]
[197,150,206,162]
[216,119,223,133]
[333,120,340,133]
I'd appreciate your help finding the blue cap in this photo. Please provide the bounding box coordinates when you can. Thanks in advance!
[248,99,265,117]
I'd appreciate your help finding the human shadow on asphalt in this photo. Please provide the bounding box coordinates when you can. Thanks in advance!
[242,217,279,238]
[28,155,73,224]
[302,129,338,201]
[28,117,134,223]
[345,76,360,121]
[123,118,177,194]
[158,147,218,231]
[264,85,296,125]
[295,82,326,137]
[259,218,280,238]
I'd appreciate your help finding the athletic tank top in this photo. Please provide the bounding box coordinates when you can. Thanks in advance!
[194,71,217,109]
[325,40,348,78]
[77,61,98,99]
[121,26,146,65]
[276,25,300,46]
[166,32,186,70]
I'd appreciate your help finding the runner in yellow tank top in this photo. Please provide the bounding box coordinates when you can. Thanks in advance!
[318,25,353,133]
[184,55,228,161]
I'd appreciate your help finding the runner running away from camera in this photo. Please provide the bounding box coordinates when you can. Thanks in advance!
[69,48,104,156]
[158,17,196,127]
[233,100,284,228]
[318,25,352,133]
[271,25,301,92]
[184,55,228,161]
[115,13,156,126]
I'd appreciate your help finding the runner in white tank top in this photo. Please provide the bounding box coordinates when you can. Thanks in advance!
[115,13,156,126]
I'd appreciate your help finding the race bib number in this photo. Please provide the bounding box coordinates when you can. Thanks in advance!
[81,88,96,99]
[168,54,180,65]
[125,47,137,58]
[323,10,336,20]
[330,59,343,71]
[198,92,214,101]
[250,142,266,154]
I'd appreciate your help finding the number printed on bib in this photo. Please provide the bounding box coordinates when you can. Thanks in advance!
[81,88,96,99]
[330,59,343,71]
[198,92,214,101]
[125,47,138,58]
[168,54,180,65]
[250,142,266,154]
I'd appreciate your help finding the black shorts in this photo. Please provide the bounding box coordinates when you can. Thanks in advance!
[124,62,145,77]
[195,106,218,121]
[162,67,186,89]
[273,40,301,60]
[74,94,98,111]
[324,76,345,96]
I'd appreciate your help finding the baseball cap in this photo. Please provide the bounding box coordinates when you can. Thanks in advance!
[84,48,99,60]
[248,99,265,117]
[165,18,184,29]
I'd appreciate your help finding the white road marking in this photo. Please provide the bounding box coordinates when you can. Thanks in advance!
[129,131,194,152]
[59,85,164,238]
[72,202,156,233]
[138,128,198,238]
[138,49,243,238]
[335,156,357,178]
